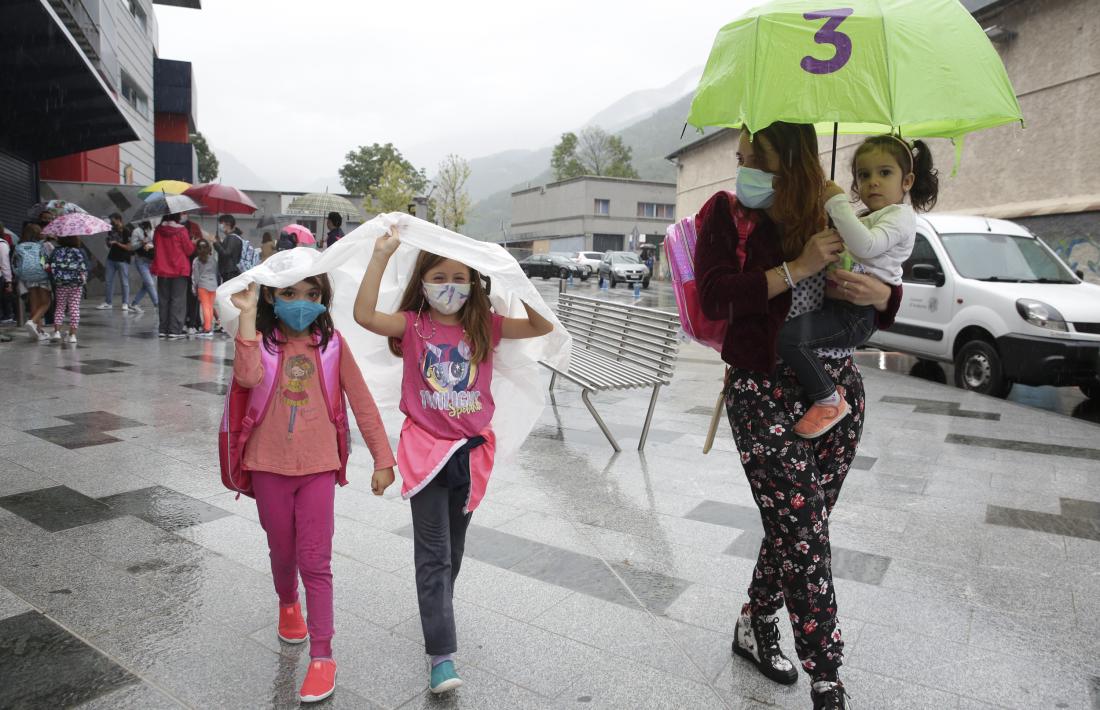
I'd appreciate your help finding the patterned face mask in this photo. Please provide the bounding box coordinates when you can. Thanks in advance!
[421,282,471,315]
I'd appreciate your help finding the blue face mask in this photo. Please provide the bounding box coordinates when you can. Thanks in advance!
[735,166,777,209]
[273,298,327,332]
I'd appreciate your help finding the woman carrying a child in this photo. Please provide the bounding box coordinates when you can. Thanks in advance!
[695,120,935,709]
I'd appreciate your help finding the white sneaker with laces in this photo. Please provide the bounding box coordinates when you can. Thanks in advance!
[37,330,50,342]
[185,327,197,335]
[122,304,130,311]
[67,334,78,344]
[130,304,143,314]
[51,331,62,341]
[96,303,112,310]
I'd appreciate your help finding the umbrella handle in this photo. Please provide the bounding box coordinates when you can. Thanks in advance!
[829,122,838,180]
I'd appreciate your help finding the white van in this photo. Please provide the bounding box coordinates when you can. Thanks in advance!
[866,214,1100,399]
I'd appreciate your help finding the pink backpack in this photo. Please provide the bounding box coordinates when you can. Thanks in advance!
[664,192,757,352]
[218,331,349,497]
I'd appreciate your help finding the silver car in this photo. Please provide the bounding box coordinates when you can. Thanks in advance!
[598,251,650,288]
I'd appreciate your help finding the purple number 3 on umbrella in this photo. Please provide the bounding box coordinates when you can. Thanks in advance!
[801,8,854,75]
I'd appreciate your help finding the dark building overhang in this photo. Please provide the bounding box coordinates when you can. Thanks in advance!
[152,0,203,8]
[0,0,140,162]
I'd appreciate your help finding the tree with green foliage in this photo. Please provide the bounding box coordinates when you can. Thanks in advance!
[339,143,427,197]
[432,154,472,232]
[365,159,419,214]
[192,131,219,183]
[550,126,638,181]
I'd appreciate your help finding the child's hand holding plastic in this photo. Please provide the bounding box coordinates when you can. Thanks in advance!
[371,467,395,496]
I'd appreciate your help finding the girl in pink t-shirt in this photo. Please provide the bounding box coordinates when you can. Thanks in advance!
[230,274,397,704]
[354,229,553,694]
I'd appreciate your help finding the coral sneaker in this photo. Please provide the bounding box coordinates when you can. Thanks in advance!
[277,602,308,644]
[794,387,850,439]
[299,658,336,703]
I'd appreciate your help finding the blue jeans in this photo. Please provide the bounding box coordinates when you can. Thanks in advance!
[104,259,131,306]
[131,258,158,307]
[777,300,876,401]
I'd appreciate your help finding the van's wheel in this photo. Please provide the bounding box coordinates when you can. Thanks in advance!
[642,279,650,289]
[1080,383,1100,400]
[609,275,617,288]
[954,340,1012,398]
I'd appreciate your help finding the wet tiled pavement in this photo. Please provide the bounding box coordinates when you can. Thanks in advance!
[1,286,1099,709]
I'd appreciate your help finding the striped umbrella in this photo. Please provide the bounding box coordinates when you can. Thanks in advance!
[129,193,203,221]
[285,192,362,221]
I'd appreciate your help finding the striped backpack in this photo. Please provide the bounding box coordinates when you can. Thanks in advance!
[218,331,350,497]
[663,192,757,352]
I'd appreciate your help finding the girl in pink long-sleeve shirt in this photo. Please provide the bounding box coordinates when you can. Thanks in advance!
[230,273,396,704]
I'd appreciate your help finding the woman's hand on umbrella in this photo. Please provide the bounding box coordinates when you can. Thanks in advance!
[828,269,892,310]
[793,228,843,278]
[231,283,258,313]
[824,180,846,201]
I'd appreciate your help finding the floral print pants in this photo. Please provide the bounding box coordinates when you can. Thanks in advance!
[725,358,865,680]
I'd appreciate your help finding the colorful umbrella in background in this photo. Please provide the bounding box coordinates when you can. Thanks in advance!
[281,224,316,246]
[26,199,87,219]
[184,183,258,215]
[687,0,1023,173]
[41,212,111,237]
[128,193,203,222]
[138,180,191,197]
[285,192,361,222]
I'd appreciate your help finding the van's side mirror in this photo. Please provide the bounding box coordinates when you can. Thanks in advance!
[911,263,946,287]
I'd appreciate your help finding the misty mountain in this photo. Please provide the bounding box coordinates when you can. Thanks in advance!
[215,149,273,192]
[464,91,717,240]
[584,67,701,133]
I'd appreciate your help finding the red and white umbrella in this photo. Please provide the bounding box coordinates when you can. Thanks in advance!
[41,212,111,237]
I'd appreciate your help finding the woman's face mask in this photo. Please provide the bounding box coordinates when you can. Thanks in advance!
[422,282,471,315]
[735,166,777,209]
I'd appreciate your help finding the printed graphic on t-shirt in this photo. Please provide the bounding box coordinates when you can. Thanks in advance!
[282,354,314,432]
[419,340,482,418]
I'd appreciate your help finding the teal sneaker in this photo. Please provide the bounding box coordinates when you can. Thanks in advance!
[429,660,463,694]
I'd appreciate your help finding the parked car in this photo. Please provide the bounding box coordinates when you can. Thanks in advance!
[598,251,650,288]
[866,214,1100,399]
[572,251,604,275]
[517,253,588,280]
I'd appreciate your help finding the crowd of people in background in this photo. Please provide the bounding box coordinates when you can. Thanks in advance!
[0,208,348,344]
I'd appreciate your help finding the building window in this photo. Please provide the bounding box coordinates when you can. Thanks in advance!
[124,0,148,31]
[120,71,148,118]
[594,198,610,216]
[637,202,675,219]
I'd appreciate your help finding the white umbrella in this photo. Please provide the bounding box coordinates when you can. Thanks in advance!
[129,193,202,221]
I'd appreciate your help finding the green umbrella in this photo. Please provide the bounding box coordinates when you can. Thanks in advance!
[687,0,1023,168]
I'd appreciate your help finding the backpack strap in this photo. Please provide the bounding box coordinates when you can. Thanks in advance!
[722,191,758,271]
[314,331,346,427]
[245,341,282,429]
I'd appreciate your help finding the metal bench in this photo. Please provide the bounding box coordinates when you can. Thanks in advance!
[540,293,680,452]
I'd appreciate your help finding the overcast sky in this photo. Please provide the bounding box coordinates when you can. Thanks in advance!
[155,0,755,192]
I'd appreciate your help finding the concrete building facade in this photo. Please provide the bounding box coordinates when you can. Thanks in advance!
[508,176,677,256]
[666,0,1100,282]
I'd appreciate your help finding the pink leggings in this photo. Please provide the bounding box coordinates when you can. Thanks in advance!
[252,470,336,658]
[54,285,82,329]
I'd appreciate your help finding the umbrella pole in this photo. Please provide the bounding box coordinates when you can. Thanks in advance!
[830,122,839,180]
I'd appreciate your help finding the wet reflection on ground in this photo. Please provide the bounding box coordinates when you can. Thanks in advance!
[531,277,1099,425]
